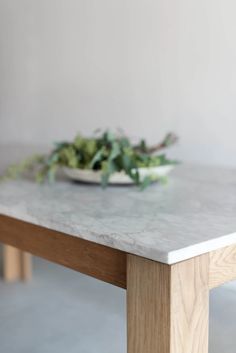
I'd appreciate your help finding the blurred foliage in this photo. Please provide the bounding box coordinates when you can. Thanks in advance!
[1,131,178,189]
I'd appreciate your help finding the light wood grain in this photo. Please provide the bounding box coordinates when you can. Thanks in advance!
[127,254,209,353]
[127,255,171,353]
[3,245,32,282]
[209,244,236,289]
[0,215,126,288]
[20,251,32,281]
[3,245,21,281]
[171,255,209,353]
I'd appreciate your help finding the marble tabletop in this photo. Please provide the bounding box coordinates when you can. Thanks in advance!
[0,147,236,264]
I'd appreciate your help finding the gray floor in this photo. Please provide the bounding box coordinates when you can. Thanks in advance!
[0,255,235,353]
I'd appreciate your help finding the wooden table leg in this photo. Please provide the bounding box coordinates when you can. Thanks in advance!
[3,245,32,282]
[127,254,209,353]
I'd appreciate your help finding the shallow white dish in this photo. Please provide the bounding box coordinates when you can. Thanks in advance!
[63,165,175,185]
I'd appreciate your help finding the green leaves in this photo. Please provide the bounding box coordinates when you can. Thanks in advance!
[59,146,78,168]
[108,141,121,161]
[0,155,45,182]
[90,147,105,169]
[0,131,178,189]
[101,160,118,188]
[140,176,152,190]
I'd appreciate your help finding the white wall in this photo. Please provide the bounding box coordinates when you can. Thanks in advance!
[0,0,236,166]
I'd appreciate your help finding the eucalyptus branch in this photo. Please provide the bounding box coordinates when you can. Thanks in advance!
[135,132,178,154]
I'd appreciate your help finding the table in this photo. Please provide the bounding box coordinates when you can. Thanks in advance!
[0,159,236,353]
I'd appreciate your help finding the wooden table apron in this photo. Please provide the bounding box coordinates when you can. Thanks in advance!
[1,214,236,353]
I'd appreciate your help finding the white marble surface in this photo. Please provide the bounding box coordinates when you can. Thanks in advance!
[0,147,236,264]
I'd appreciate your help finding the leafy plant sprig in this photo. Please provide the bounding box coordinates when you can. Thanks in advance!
[1,131,178,189]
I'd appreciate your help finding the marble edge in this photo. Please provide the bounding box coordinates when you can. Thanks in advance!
[0,207,169,263]
[1,207,236,265]
[167,232,236,264]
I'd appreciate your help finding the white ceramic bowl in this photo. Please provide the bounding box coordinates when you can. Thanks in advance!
[63,165,175,185]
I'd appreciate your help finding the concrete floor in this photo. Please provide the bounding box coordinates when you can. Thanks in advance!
[0,256,235,353]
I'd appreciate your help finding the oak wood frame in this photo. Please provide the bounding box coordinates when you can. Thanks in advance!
[209,244,236,289]
[0,215,126,288]
[1,214,236,353]
[127,254,209,353]
[3,245,32,281]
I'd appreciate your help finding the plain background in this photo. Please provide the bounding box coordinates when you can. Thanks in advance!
[0,0,236,166]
